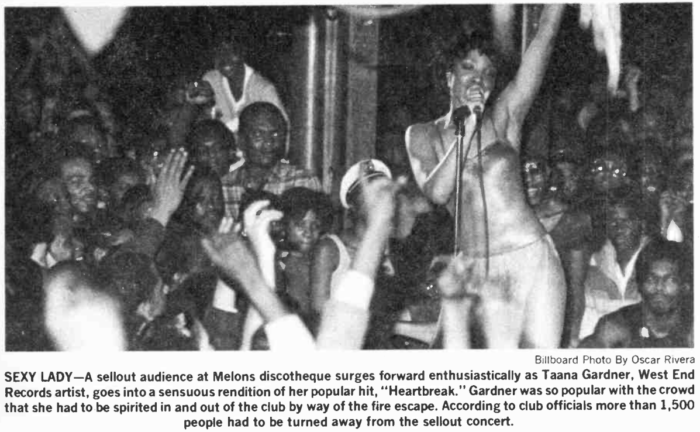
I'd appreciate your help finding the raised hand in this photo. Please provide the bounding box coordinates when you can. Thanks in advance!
[359,174,408,229]
[218,216,235,235]
[202,231,261,288]
[149,149,194,226]
[242,200,283,261]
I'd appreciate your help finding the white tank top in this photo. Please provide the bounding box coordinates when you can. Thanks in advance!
[325,234,352,295]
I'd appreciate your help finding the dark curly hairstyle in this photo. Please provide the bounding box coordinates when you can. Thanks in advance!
[635,239,692,288]
[434,32,500,90]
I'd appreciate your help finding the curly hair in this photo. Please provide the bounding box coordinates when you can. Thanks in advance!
[433,31,500,89]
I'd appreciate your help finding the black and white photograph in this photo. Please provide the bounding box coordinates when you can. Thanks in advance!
[3,3,694,353]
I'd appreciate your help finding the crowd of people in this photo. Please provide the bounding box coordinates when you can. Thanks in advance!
[5,6,693,352]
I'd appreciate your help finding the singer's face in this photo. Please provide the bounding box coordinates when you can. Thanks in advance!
[447,50,496,109]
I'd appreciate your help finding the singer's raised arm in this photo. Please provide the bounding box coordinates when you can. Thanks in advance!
[496,4,565,146]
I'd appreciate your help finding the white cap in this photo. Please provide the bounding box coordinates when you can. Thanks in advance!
[339,159,392,209]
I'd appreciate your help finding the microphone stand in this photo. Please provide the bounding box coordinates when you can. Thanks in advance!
[432,105,473,349]
[452,106,470,256]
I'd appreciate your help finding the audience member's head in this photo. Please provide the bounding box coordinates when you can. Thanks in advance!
[550,148,583,203]
[214,40,248,82]
[99,157,145,209]
[605,196,645,253]
[178,167,225,235]
[239,102,288,168]
[118,184,154,227]
[635,239,692,315]
[589,145,630,195]
[340,159,393,215]
[54,143,98,216]
[187,119,237,177]
[279,187,333,254]
[61,116,110,164]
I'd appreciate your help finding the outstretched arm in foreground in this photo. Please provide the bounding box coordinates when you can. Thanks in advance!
[316,176,405,350]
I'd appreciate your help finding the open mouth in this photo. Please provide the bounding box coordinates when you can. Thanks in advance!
[466,86,485,101]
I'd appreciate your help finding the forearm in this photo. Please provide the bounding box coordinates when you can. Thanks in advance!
[352,220,392,278]
[507,4,565,121]
[317,270,374,350]
[422,140,461,205]
[255,249,277,289]
[232,273,288,323]
[563,249,589,346]
[441,298,472,349]
[566,282,586,346]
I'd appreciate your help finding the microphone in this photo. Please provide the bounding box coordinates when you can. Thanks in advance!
[453,106,472,124]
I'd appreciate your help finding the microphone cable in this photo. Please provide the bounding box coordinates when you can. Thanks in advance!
[474,112,490,278]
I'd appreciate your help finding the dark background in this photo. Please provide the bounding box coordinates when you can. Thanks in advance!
[5,4,692,143]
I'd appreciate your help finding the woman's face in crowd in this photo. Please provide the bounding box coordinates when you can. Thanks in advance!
[591,154,627,193]
[60,158,97,215]
[286,210,321,254]
[640,259,686,315]
[447,50,496,109]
